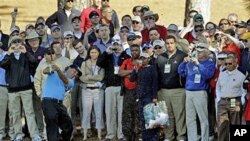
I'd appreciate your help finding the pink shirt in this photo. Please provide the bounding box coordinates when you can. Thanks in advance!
[80,7,102,32]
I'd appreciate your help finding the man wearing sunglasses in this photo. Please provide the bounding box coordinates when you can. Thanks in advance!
[181,14,205,44]
[152,39,165,58]
[46,0,81,33]
[132,16,143,32]
[141,11,167,44]
[216,52,246,141]
[178,42,215,141]
[235,21,248,39]
[0,36,41,141]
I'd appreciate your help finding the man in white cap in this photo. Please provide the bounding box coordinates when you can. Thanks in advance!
[132,16,143,32]
[97,38,130,141]
[0,36,41,141]
[62,31,78,62]
[178,42,215,141]
[153,39,165,58]
[141,11,167,43]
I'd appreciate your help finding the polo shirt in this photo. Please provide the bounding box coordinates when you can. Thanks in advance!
[120,58,142,90]
[93,39,112,54]
[42,72,74,100]
[141,24,167,44]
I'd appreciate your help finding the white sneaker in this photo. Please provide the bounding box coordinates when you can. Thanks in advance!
[164,139,170,141]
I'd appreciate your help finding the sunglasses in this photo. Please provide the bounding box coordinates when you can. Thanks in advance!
[120,30,129,33]
[225,62,233,66]
[218,58,225,60]
[236,26,246,29]
[102,0,109,2]
[195,29,204,32]
[12,40,22,44]
[154,46,162,50]
[66,0,74,2]
[64,37,73,40]
[144,17,155,21]
[132,21,140,24]
[142,47,150,51]
[206,27,215,30]
[128,37,136,41]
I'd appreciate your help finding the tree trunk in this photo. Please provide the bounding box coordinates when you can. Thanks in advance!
[184,0,211,26]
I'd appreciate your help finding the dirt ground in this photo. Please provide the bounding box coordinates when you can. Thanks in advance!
[0,0,249,33]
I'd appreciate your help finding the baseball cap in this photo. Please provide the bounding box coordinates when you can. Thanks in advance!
[235,21,247,28]
[111,38,121,45]
[71,16,81,23]
[35,22,45,29]
[8,36,21,47]
[68,64,82,77]
[193,13,203,22]
[196,42,208,51]
[63,31,74,38]
[217,52,227,59]
[120,26,129,32]
[142,42,153,50]
[127,32,137,41]
[45,47,55,55]
[134,31,142,38]
[89,10,99,19]
[140,53,150,58]
[10,26,20,35]
[240,32,250,40]
[51,25,61,32]
[153,40,165,48]
[167,24,178,31]
[132,16,141,23]
[25,24,35,31]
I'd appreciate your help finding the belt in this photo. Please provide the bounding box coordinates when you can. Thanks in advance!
[42,97,63,103]
[86,87,99,90]
[221,96,241,101]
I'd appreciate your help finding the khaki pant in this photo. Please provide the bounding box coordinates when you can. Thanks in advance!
[158,88,186,141]
[32,89,44,136]
[0,86,8,137]
[8,89,39,138]
[63,90,72,117]
[217,98,242,141]
[186,90,209,141]
[105,86,124,139]
[82,88,104,129]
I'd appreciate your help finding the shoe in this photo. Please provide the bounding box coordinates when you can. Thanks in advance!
[32,135,42,141]
[164,139,170,141]
[118,138,127,141]
[209,135,214,141]
[104,138,112,141]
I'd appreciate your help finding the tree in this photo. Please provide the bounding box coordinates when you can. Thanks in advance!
[184,0,211,26]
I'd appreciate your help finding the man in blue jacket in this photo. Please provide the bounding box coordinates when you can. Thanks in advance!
[178,42,215,141]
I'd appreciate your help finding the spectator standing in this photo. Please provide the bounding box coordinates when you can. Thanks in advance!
[80,0,102,32]
[97,39,130,141]
[216,53,246,141]
[80,47,104,140]
[0,36,41,141]
[130,53,159,141]
[35,22,53,48]
[0,20,9,51]
[118,44,141,141]
[93,24,112,53]
[46,0,81,33]
[71,16,85,40]
[157,35,187,141]
[178,43,215,141]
